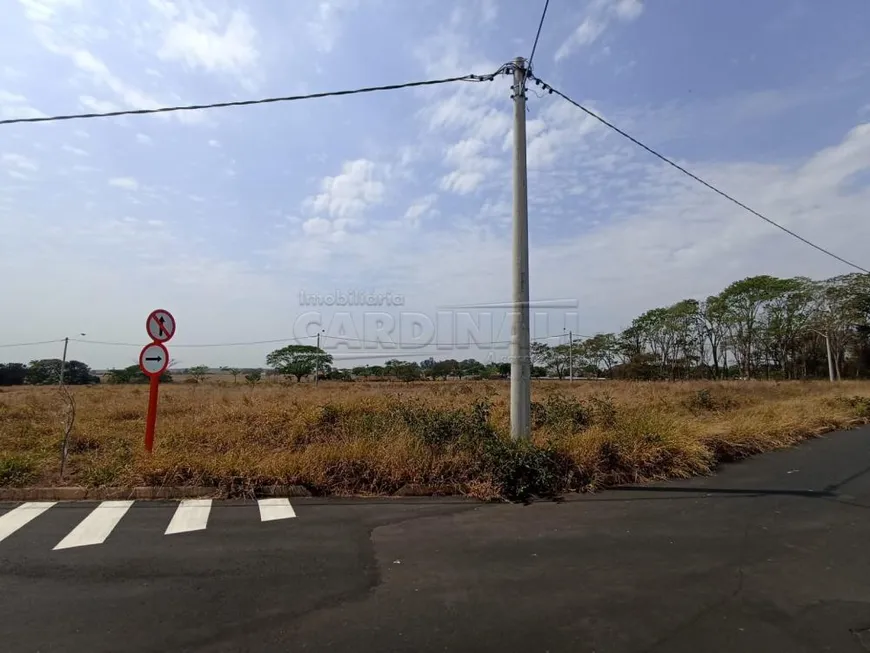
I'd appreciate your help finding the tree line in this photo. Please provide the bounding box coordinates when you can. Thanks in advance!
[0,360,172,386]
[535,273,870,380]
[265,273,870,382]
[4,274,867,386]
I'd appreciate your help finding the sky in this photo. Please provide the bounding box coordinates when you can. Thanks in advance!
[2,0,870,370]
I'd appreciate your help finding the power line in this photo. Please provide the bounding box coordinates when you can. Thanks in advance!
[68,336,316,348]
[0,339,65,348]
[529,74,870,275]
[0,72,503,127]
[528,0,551,72]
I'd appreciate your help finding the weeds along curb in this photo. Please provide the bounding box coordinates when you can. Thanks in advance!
[0,485,313,501]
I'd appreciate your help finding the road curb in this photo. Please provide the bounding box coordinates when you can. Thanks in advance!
[0,485,312,501]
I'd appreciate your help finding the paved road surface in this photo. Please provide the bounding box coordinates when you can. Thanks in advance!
[2,425,869,652]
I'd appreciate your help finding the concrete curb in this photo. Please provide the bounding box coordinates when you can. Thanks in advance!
[0,485,313,501]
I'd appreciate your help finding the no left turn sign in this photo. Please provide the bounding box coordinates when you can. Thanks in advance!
[146,309,176,343]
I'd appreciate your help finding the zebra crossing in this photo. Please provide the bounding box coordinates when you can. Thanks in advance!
[0,498,297,551]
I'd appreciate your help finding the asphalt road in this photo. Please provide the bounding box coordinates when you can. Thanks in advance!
[2,426,870,653]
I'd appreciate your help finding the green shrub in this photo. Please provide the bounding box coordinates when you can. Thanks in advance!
[0,456,36,486]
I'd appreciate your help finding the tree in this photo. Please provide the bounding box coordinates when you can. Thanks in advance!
[220,366,242,383]
[719,275,792,378]
[187,365,209,383]
[266,345,333,382]
[459,358,485,378]
[581,333,619,378]
[105,365,172,384]
[530,342,551,367]
[26,359,96,385]
[244,370,262,385]
[0,363,27,386]
[394,361,422,382]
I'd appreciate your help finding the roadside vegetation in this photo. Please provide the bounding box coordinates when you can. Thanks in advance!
[1,380,869,500]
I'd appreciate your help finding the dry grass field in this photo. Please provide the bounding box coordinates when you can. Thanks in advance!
[2,379,869,500]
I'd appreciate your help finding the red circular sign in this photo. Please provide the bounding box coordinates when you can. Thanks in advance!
[146,309,176,343]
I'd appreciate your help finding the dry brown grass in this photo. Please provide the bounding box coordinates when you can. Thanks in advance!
[1,379,869,500]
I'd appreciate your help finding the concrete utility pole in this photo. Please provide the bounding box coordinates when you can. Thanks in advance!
[58,337,69,386]
[315,331,321,386]
[510,56,531,441]
[824,332,835,383]
[811,329,835,383]
[568,330,573,383]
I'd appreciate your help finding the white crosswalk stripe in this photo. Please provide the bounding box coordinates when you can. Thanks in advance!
[165,499,212,535]
[0,498,299,551]
[54,500,135,550]
[257,498,297,521]
[0,502,55,543]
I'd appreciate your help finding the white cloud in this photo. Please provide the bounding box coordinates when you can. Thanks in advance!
[61,144,89,156]
[306,159,386,219]
[136,133,153,145]
[208,139,220,147]
[18,0,81,22]
[302,216,331,236]
[556,0,644,61]
[109,176,139,190]
[306,0,359,53]
[79,95,120,113]
[404,194,439,226]
[440,138,500,194]
[2,153,39,171]
[156,5,259,83]
[0,90,44,120]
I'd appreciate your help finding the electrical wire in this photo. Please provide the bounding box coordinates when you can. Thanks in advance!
[529,74,870,275]
[0,339,65,348]
[68,336,317,348]
[528,0,551,73]
[0,72,503,126]
[47,331,592,350]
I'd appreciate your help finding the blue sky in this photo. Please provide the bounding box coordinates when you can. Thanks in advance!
[2,0,870,370]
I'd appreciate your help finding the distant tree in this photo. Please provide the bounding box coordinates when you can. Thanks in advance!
[325,368,353,381]
[0,363,27,386]
[459,358,485,378]
[244,370,262,386]
[26,359,96,385]
[433,360,456,380]
[496,362,511,378]
[394,361,421,382]
[220,366,242,383]
[530,342,551,367]
[187,365,209,383]
[266,345,333,382]
[105,365,173,384]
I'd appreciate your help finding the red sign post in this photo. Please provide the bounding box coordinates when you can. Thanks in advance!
[139,309,175,453]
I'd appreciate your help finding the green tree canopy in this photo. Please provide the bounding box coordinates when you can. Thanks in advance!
[266,345,333,382]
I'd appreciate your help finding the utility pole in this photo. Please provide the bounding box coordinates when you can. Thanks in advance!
[315,331,321,386]
[824,332,835,383]
[58,337,69,386]
[510,56,531,441]
[568,330,573,383]
[811,329,835,383]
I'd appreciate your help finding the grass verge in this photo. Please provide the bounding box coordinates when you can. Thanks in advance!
[1,380,869,501]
